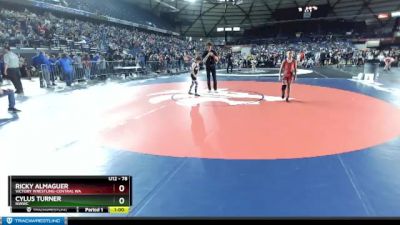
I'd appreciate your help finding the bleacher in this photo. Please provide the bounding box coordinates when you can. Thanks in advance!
[54,0,173,30]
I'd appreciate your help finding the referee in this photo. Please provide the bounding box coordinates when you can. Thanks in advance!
[3,46,24,95]
[0,88,21,113]
[202,42,219,92]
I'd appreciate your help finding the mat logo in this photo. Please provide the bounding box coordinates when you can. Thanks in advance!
[148,89,292,106]
[6,217,13,224]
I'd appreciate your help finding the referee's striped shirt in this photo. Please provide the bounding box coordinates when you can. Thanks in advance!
[4,51,20,69]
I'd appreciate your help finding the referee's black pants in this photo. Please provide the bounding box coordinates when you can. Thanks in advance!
[7,68,24,94]
[206,65,217,91]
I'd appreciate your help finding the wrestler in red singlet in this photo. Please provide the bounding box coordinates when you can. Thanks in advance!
[279,51,297,102]
[282,59,296,83]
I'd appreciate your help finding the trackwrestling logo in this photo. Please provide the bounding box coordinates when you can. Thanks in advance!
[148,88,293,106]
[2,217,64,225]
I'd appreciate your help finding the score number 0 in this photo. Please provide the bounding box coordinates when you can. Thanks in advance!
[118,184,126,205]
[109,177,129,205]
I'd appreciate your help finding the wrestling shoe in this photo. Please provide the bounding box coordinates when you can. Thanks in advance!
[8,108,21,113]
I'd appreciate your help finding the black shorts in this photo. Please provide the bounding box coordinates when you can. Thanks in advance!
[191,74,197,80]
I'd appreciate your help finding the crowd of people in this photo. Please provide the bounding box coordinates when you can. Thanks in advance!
[0,6,226,88]
[40,0,170,29]
[224,37,400,71]
[0,8,204,66]
[3,6,398,75]
[1,5,400,113]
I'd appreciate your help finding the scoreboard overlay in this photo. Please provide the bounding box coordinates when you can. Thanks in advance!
[8,176,132,214]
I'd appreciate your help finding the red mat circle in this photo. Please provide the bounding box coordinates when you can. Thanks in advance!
[100,82,400,159]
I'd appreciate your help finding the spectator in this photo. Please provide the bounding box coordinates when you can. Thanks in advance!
[57,53,73,86]
[48,54,58,84]
[384,56,395,71]
[306,58,314,68]
[226,50,233,73]
[34,51,52,88]
[82,54,91,80]
[0,54,4,84]
[73,53,83,79]
[19,56,31,80]
[98,54,107,79]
